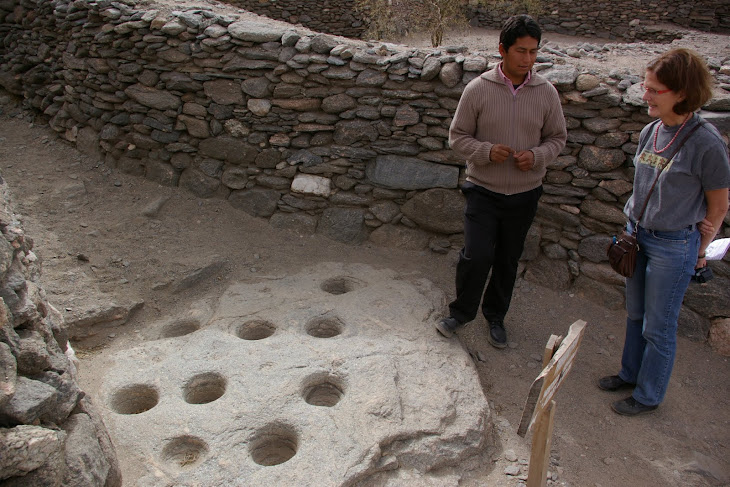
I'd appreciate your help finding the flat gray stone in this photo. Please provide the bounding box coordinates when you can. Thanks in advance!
[228,21,285,42]
[99,263,490,486]
[366,155,459,190]
[401,188,464,234]
[316,207,366,244]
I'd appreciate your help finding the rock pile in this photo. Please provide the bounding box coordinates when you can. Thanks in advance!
[0,0,727,347]
[0,182,121,485]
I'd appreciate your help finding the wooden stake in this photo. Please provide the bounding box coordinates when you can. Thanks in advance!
[526,400,556,487]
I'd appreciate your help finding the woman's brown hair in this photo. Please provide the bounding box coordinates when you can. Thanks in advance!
[646,48,714,115]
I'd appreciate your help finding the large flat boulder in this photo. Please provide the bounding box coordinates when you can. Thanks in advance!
[99,263,491,485]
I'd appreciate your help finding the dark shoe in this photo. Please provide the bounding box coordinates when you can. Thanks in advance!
[435,316,461,338]
[611,396,658,416]
[598,375,635,391]
[487,321,507,349]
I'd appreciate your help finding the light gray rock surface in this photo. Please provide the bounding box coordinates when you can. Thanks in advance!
[99,263,492,486]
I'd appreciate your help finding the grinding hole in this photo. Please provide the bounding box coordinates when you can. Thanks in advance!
[249,423,298,466]
[302,373,345,407]
[305,316,343,338]
[160,318,200,338]
[108,384,159,415]
[161,435,208,470]
[183,372,226,405]
[236,319,276,340]
[320,276,358,295]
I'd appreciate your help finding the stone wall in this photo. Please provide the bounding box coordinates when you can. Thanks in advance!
[0,182,121,485]
[225,0,729,41]
[226,0,366,38]
[0,0,728,343]
[467,0,730,40]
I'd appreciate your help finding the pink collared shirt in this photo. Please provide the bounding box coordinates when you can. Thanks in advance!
[498,63,532,96]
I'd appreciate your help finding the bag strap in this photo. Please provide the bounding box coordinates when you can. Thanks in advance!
[632,119,704,233]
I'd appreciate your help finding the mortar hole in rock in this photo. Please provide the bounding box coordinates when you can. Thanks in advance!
[160,318,200,338]
[249,424,298,466]
[109,384,159,415]
[161,435,209,470]
[320,276,360,295]
[305,316,344,338]
[237,319,276,340]
[302,373,345,407]
[183,372,226,405]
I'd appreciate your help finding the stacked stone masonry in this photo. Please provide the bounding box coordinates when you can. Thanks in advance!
[468,0,730,40]
[226,0,366,38]
[226,0,729,41]
[0,182,121,485]
[0,0,728,346]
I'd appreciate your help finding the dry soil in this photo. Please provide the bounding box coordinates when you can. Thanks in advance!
[0,12,729,487]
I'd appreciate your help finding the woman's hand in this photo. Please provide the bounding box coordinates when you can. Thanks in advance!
[698,218,715,236]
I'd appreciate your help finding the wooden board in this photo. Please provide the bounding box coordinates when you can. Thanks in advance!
[517,320,587,437]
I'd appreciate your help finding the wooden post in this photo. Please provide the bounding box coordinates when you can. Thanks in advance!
[517,320,587,486]
[526,400,556,487]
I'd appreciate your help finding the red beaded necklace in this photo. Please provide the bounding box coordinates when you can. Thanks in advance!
[653,114,691,154]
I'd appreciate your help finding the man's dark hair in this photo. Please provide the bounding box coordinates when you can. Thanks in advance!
[499,14,541,51]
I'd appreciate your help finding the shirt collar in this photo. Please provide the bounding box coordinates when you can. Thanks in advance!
[498,62,531,93]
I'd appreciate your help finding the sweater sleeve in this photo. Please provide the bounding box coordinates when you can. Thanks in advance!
[449,83,493,166]
[530,85,567,170]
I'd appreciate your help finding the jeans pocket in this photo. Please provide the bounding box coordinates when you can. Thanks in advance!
[651,229,689,243]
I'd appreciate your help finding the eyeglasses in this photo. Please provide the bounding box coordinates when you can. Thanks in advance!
[640,83,671,96]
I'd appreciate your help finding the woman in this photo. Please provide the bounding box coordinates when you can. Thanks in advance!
[599,48,730,416]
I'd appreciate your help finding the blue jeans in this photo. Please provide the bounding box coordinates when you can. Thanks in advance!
[618,221,700,406]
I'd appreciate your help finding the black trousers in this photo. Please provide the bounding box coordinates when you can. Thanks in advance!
[448,182,542,324]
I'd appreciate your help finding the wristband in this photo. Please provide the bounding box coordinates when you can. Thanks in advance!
[698,253,706,259]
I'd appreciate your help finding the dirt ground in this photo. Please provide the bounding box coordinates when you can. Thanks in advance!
[1,17,729,487]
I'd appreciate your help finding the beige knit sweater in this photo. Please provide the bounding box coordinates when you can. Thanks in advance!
[449,67,567,195]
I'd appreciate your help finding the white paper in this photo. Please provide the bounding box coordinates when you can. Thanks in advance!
[705,238,730,260]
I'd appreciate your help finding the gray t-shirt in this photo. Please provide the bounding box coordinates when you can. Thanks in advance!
[624,113,730,231]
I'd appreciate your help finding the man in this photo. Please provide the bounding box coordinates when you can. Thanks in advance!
[436,15,567,348]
